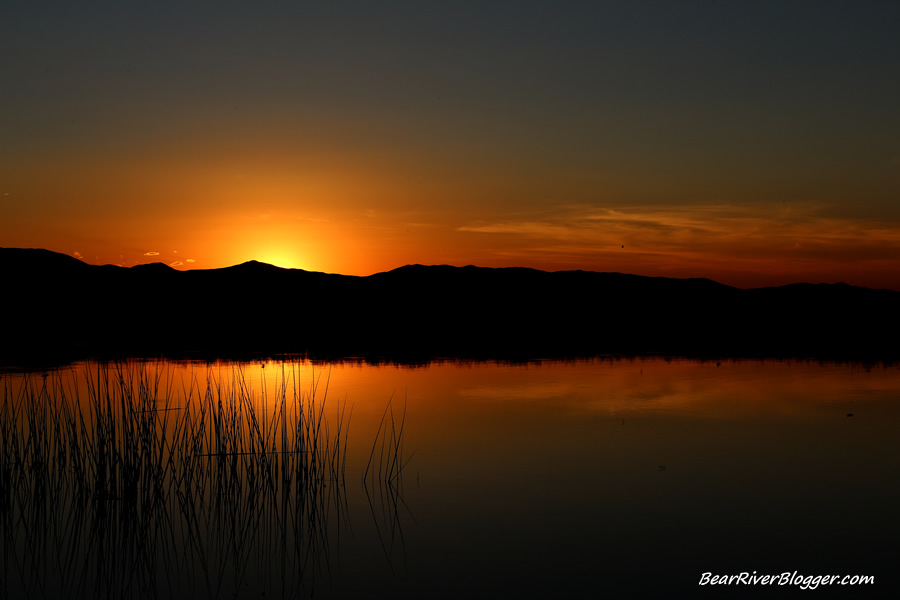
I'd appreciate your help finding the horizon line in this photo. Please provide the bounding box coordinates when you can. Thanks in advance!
[4,246,897,293]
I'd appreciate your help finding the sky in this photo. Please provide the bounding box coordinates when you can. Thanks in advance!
[2,1,899,289]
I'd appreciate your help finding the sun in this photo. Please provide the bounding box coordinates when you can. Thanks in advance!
[256,250,306,270]
[247,240,307,269]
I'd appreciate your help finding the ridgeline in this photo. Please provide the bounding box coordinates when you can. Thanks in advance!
[2,247,897,364]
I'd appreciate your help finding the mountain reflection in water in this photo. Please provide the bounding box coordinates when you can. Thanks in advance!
[2,357,898,598]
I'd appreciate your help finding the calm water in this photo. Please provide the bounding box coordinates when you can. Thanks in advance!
[2,357,898,598]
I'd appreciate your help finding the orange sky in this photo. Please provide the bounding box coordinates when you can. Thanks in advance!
[4,145,899,290]
[2,2,899,290]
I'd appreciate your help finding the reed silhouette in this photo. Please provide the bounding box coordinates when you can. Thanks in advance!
[0,361,410,599]
[363,395,416,575]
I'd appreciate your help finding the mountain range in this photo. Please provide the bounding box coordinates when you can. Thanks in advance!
[2,247,897,363]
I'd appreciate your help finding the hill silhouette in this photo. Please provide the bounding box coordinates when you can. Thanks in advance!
[1,247,897,363]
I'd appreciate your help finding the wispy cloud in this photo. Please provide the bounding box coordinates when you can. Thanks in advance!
[73,251,83,259]
[186,258,195,263]
[460,203,900,253]
[459,222,572,237]
[144,251,159,256]
[170,261,183,267]
[456,203,900,288]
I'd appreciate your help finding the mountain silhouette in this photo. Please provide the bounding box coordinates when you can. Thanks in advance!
[2,247,897,363]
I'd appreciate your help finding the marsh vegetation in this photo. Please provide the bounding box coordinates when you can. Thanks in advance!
[0,361,410,599]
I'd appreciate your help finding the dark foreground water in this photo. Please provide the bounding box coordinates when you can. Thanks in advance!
[2,358,898,598]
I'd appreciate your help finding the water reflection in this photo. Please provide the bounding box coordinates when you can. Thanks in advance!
[0,362,399,599]
[2,357,899,598]
[363,398,416,576]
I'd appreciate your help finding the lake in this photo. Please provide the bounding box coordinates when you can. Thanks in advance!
[2,357,897,598]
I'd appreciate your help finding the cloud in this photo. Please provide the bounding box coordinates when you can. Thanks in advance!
[458,203,858,250]
[144,251,159,256]
[73,251,83,259]
[459,222,571,237]
[455,203,900,287]
[186,258,195,263]
[170,261,183,267]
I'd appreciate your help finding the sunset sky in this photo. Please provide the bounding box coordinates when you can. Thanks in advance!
[2,1,899,289]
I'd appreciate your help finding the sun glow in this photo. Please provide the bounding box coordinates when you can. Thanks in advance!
[255,250,306,270]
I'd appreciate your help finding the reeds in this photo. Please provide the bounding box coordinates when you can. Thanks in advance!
[0,360,357,599]
[362,394,417,574]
